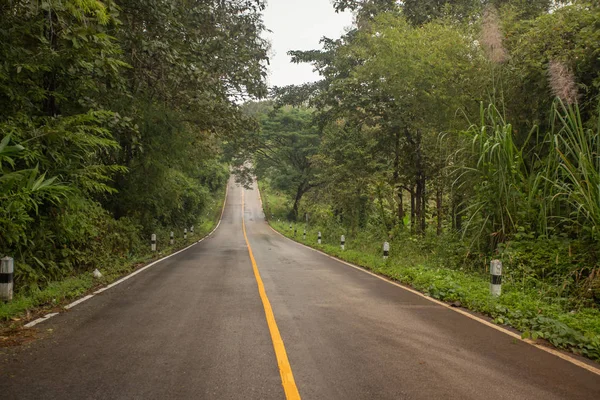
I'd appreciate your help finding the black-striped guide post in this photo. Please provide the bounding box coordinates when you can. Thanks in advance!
[184,228,188,240]
[340,235,345,251]
[383,242,390,259]
[0,256,14,302]
[170,231,174,245]
[304,213,308,241]
[490,259,502,296]
[318,231,322,245]
[151,234,157,252]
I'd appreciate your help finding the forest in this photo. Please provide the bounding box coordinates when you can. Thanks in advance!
[241,1,600,359]
[0,0,269,312]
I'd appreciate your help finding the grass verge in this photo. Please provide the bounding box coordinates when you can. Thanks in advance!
[258,180,600,363]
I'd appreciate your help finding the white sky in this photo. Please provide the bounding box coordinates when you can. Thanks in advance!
[262,0,353,88]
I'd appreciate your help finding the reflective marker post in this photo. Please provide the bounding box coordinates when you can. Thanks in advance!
[0,257,14,302]
[151,234,157,252]
[340,235,345,251]
[490,259,502,297]
[383,242,390,259]
[318,232,322,245]
[170,231,174,245]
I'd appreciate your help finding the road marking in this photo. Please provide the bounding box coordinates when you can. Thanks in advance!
[241,189,301,400]
[64,295,95,310]
[23,180,230,328]
[24,313,60,328]
[257,188,600,377]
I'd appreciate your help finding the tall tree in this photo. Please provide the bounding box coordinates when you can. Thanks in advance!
[244,104,321,220]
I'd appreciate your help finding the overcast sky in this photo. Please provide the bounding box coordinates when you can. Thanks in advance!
[262,0,353,88]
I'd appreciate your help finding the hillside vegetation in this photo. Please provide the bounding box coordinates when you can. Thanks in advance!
[236,1,600,360]
[0,1,269,305]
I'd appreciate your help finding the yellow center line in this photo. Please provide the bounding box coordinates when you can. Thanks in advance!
[241,189,301,400]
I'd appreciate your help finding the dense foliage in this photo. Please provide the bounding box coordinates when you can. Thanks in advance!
[253,1,600,308]
[0,0,269,292]
[261,186,600,361]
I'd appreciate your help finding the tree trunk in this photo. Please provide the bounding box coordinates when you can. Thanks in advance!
[291,188,303,221]
[43,11,58,116]
[398,188,404,228]
[415,176,424,235]
[290,180,309,221]
[436,186,443,235]
[392,126,404,228]
[414,132,426,235]
[410,187,416,233]
[420,176,426,234]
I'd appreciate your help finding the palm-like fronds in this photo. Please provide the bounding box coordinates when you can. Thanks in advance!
[457,103,536,249]
[0,135,69,247]
[544,100,600,238]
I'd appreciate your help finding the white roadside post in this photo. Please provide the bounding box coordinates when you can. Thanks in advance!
[383,242,390,259]
[303,229,306,240]
[318,231,322,245]
[151,234,157,252]
[294,227,297,237]
[190,225,194,234]
[289,223,292,231]
[305,213,309,241]
[340,235,345,251]
[490,259,503,297]
[184,228,188,240]
[170,231,174,245]
[0,256,14,302]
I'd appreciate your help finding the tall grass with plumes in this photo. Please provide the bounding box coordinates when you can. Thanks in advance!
[458,94,600,240]
[544,100,600,239]
[457,102,538,250]
[453,98,600,302]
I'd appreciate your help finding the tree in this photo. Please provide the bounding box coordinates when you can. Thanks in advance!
[402,0,559,26]
[284,12,485,233]
[0,0,270,289]
[502,1,600,134]
[103,0,270,231]
[244,104,321,220]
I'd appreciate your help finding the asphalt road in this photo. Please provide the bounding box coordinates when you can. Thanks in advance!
[1,179,599,399]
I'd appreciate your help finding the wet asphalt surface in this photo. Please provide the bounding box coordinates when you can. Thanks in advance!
[1,179,599,399]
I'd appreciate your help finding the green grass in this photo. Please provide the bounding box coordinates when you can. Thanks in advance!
[0,185,227,323]
[259,180,600,362]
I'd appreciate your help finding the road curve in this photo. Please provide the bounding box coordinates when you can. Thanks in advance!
[1,178,599,399]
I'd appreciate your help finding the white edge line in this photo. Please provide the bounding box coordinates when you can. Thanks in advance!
[64,295,94,310]
[24,318,47,328]
[23,179,230,328]
[256,183,600,377]
[23,313,60,328]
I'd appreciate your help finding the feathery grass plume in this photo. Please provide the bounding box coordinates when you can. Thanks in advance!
[481,5,508,63]
[548,60,579,105]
